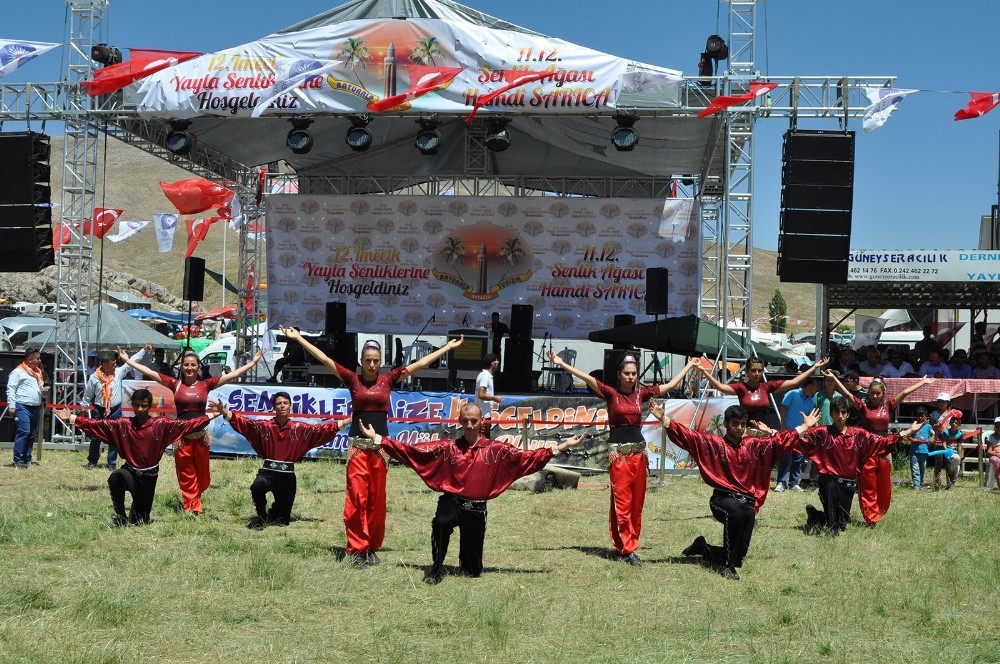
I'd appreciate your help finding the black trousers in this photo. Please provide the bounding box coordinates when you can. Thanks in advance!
[251,469,297,525]
[815,474,857,531]
[108,467,159,524]
[706,490,756,569]
[431,494,488,576]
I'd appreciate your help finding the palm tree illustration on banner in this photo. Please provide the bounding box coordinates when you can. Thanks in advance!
[497,236,525,281]
[409,36,443,65]
[339,37,372,89]
[439,236,468,282]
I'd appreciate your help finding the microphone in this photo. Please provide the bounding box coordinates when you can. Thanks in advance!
[462,313,468,326]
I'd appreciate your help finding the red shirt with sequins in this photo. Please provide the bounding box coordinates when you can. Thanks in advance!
[595,380,660,443]
[799,425,901,478]
[159,374,221,420]
[334,362,408,436]
[227,414,343,463]
[73,415,209,469]
[730,379,784,414]
[852,395,900,435]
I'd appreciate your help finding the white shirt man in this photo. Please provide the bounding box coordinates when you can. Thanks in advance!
[475,354,502,424]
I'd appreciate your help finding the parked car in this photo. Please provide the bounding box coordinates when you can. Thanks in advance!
[0,316,58,351]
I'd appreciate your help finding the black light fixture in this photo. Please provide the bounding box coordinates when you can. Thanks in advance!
[90,43,122,66]
[415,114,441,155]
[705,34,729,61]
[345,113,372,152]
[485,117,511,152]
[611,110,639,152]
[286,118,314,154]
[165,119,193,155]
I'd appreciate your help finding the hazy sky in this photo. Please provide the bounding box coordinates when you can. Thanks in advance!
[5,0,1000,251]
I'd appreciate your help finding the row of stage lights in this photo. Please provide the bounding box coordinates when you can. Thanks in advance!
[164,111,642,157]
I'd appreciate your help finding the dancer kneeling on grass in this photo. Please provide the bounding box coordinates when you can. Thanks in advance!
[649,400,821,580]
[357,402,585,585]
[796,396,923,536]
[210,395,350,530]
[54,389,209,526]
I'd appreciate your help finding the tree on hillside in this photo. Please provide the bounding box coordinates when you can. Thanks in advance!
[769,289,787,334]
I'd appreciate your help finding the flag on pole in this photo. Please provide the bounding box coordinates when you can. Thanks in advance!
[853,314,887,349]
[0,40,59,79]
[52,224,73,253]
[81,48,200,96]
[227,193,244,232]
[160,178,233,215]
[106,220,149,243]
[367,65,464,112]
[83,208,124,239]
[184,217,217,259]
[697,81,777,119]
[861,87,917,132]
[153,212,178,253]
[954,92,1000,121]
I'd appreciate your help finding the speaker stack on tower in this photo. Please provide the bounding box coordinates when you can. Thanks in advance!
[777,129,855,284]
[504,303,534,391]
[183,257,206,301]
[0,132,53,272]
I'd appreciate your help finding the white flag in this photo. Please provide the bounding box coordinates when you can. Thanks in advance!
[0,40,59,79]
[228,192,244,232]
[862,87,917,133]
[854,314,886,349]
[154,212,178,253]
[107,220,149,243]
[658,198,699,243]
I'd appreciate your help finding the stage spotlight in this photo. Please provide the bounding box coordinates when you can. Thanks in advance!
[415,114,441,155]
[90,43,122,66]
[286,118,314,154]
[345,113,372,152]
[706,34,729,61]
[485,117,511,152]
[611,110,639,152]
[165,120,193,155]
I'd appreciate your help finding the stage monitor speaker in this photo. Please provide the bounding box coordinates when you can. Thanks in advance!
[510,303,533,341]
[0,226,53,272]
[645,267,669,315]
[183,256,206,301]
[503,337,534,391]
[613,314,635,328]
[603,348,639,385]
[325,301,347,341]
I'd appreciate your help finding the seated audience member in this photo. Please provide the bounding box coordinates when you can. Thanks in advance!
[836,347,861,375]
[972,351,1000,379]
[907,348,922,371]
[857,347,884,377]
[986,417,1000,490]
[881,350,916,378]
[919,349,952,379]
[932,416,964,490]
[949,349,972,379]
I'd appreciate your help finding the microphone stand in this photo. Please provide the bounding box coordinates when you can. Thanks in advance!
[408,314,435,389]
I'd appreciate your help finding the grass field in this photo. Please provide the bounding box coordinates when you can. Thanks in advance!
[1,450,998,664]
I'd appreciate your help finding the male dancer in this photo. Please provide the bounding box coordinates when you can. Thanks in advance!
[81,346,150,470]
[650,400,820,580]
[54,389,209,526]
[358,402,584,584]
[210,394,349,529]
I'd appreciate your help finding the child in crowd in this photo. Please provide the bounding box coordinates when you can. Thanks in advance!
[909,406,932,490]
[986,417,1000,491]
[934,416,964,490]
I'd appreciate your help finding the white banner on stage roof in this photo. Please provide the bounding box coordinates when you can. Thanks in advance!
[134,17,679,119]
[848,250,1000,282]
[265,195,701,339]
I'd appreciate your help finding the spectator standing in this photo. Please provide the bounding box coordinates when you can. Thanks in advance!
[475,353,502,436]
[908,406,933,490]
[774,378,820,492]
[915,326,941,364]
[6,348,45,469]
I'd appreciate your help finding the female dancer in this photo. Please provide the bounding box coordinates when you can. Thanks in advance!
[119,346,263,513]
[698,356,830,429]
[546,351,699,566]
[280,327,464,569]
[825,372,933,524]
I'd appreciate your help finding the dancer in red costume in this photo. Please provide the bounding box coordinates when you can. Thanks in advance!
[359,402,585,584]
[281,327,463,569]
[119,347,263,514]
[54,389,210,526]
[650,400,821,580]
[210,394,349,529]
[825,372,933,525]
[546,351,699,566]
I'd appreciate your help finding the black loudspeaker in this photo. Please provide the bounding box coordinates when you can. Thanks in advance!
[0,227,53,272]
[510,304,533,341]
[645,267,669,315]
[612,314,635,351]
[0,132,52,273]
[325,301,347,341]
[504,338,534,391]
[777,129,855,284]
[183,256,206,301]
[333,332,358,370]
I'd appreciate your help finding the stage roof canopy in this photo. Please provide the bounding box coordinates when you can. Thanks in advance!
[130,0,724,193]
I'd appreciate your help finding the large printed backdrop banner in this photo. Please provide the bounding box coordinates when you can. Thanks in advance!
[265,195,701,338]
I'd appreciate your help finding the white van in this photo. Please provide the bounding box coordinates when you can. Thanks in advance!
[1,316,58,351]
[197,331,285,381]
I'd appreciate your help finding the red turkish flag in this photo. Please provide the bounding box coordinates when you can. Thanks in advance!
[160,178,233,215]
[464,70,550,123]
[697,81,778,119]
[954,92,1000,121]
[368,65,464,112]
[81,49,201,96]
[83,208,124,239]
[184,216,217,259]
[52,224,73,252]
